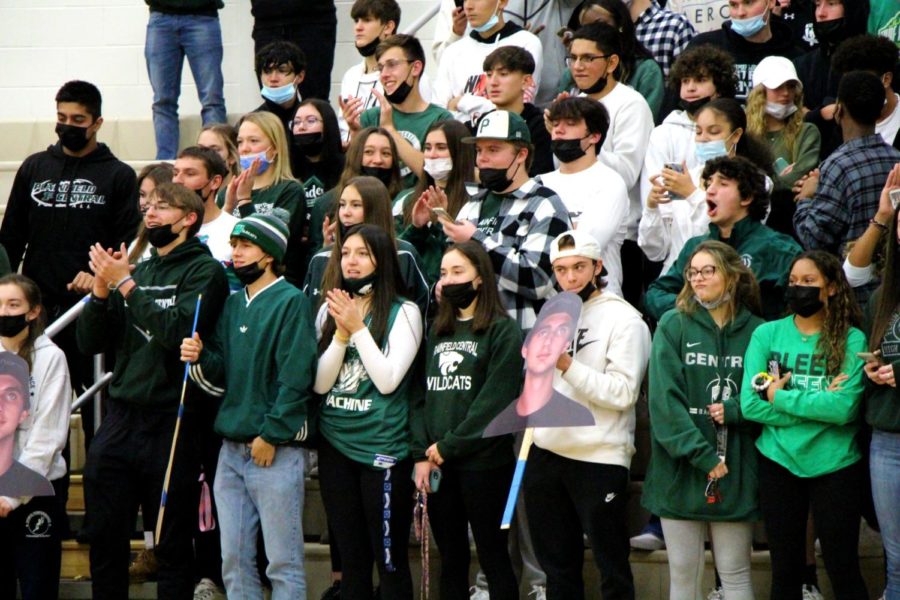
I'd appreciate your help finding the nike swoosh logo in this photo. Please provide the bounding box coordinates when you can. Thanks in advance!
[605,493,616,503]
[687,342,701,348]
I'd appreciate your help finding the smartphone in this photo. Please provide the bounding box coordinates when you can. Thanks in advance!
[856,350,884,365]
[454,0,464,8]
[431,207,458,224]
[664,163,685,200]
[411,466,442,492]
[774,157,790,174]
[890,189,900,210]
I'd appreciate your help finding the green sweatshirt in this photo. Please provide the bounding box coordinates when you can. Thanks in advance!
[642,307,763,522]
[410,317,522,470]
[189,278,317,444]
[77,238,229,411]
[645,217,802,322]
[766,123,821,192]
[740,315,867,478]
[863,292,900,432]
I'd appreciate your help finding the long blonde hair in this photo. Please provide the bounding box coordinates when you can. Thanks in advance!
[745,83,806,157]
[235,112,296,185]
[676,240,762,324]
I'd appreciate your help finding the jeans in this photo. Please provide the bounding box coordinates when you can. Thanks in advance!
[215,440,306,600]
[145,11,227,159]
[660,519,754,600]
[871,430,900,600]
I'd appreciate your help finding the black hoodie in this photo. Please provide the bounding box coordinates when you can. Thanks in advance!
[687,16,804,100]
[0,142,141,309]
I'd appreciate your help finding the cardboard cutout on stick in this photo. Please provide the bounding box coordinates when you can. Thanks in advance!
[0,352,53,499]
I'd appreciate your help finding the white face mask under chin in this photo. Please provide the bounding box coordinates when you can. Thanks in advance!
[765,101,799,121]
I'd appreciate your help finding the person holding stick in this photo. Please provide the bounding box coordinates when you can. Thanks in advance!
[77,182,228,600]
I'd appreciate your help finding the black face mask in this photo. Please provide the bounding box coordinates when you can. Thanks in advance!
[579,75,608,95]
[146,223,182,248]
[55,123,91,153]
[233,261,266,286]
[293,132,325,156]
[813,18,845,47]
[786,285,824,318]
[194,180,212,203]
[679,96,712,115]
[384,80,413,104]
[576,281,596,302]
[0,314,28,338]
[361,165,393,186]
[479,157,519,193]
[356,36,380,57]
[551,138,589,163]
[342,272,378,297]
[441,281,479,309]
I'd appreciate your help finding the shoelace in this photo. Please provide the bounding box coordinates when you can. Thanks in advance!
[413,490,429,600]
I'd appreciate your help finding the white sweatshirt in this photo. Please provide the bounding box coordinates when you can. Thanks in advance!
[538,161,629,297]
[638,163,710,273]
[3,335,72,510]
[640,109,702,204]
[533,292,651,467]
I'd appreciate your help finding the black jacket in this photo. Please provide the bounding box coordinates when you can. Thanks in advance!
[522,103,554,177]
[0,142,140,308]
[251,0,335,23]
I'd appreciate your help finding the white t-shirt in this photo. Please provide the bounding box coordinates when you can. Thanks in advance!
[877,93,900,148]
[539,161,629,297]
[198,211,239,265]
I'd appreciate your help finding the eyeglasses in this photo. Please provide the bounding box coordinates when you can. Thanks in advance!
[376,59,412,72]
[144,201,181,213]
[292,116,323,129]
[565,54,609,66]
[684,265,717,281]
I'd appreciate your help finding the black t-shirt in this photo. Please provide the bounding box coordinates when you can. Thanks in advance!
[0,460,54,498]
[484,390,595,436]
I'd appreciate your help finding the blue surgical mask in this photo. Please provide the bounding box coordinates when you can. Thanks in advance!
[239,151,272,175]
[261,82,297,105]
[472,0,501,33]
[730,8,768,38]
[695,140,729,163]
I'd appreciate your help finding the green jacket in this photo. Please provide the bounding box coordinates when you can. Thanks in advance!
[740,316,867,478]
[645,217,802,322]
[77,238,229,411]
[643,307,763,522]
[862,291,900,432]
[410,317,522,470]
[190,278,317,444]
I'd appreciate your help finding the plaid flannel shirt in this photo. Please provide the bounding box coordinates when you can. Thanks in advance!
[794,134,900,298]
[635,0,696,78]
[457,179,572,332]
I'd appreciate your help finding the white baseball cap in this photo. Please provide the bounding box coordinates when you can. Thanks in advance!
[752,56,802,90]
[550,229,607,275]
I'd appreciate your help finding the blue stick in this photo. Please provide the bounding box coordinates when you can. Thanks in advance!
[501,427,534,529]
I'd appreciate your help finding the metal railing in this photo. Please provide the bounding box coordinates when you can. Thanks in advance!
[402,2,441,35]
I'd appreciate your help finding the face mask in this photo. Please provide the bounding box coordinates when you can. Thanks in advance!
[342,272,377,297]
[765,101,798,120]
[146,223,182,248]
[239,151,272,175]
[0,314,28,338]
[361,165,393,186]
[194,181,211,203]
[233,260,267,286]
[695,132,736,163]
[576,281,596,302]
[679,96,712,115]
[785,285,824,318]
[261,82,296,105]
[730,8,769,38]
[424,157,453,181]
[694,291,731,310]
[441,281,479,309]
[56,123,91,153]
[473,0,501,33]
[384,77,414,104]
[551,138,589,163]
[293,132,324,156]
[479,157,519,193]
[578,75,608,96]
[813,18,845,46]
[357,35,381,58]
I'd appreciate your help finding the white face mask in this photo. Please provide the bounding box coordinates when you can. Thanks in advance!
[424,157,453,181]
[765,101,798,121]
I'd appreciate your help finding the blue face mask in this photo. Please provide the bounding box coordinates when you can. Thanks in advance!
[239,151,272,175]
[730,7,769,38]
[695,139,729,163]
[261,82,296,105]
[472,0,501,33]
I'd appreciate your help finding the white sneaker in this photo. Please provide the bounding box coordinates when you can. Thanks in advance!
[194,578,226,600]
[528,585,546,600]
[629,531,666,550]
[469,586,490,600]
[802,584,825,600]
[706,586,724,600]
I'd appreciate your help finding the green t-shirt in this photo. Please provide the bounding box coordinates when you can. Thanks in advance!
[303,175,326,211]
[473,191,505,239]
[869,1,900,45]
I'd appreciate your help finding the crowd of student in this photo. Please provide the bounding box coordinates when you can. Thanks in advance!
[1,0,900,600]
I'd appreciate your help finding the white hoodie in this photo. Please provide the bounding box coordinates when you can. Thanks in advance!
[3,335,71,510]
[640,108,702,204]
[533,292,650,467]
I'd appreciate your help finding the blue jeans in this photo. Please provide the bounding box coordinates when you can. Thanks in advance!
[871,429,900,600]
[144,11,226,159]
[215,441,306,600]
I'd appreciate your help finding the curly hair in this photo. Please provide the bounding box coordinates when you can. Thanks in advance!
[745,82,806,156]
[789,251,863,377]
[668,45,738,99]
[832,34,899,78]
[700,155,770,222]
[676,240,762,322]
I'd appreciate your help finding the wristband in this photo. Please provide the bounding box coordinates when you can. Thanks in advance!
[870,218,888,232]
[237,197,252,203]
[751,372,774,399]
[116,276,134,293]
[334,331,350,344]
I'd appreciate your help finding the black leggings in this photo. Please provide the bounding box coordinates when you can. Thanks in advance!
[757,452,868,600]
[318,439,414,600]
[426,462,518,600]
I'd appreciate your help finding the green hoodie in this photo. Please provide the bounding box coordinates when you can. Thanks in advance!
[645,217,802,322]
[740,316,867,478]
[77,238,229,412]
[643,307,764,522]
[409,317,522,470]
[862,291,900,432]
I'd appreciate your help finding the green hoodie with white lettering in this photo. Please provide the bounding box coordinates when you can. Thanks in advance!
[642,306,763,522]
